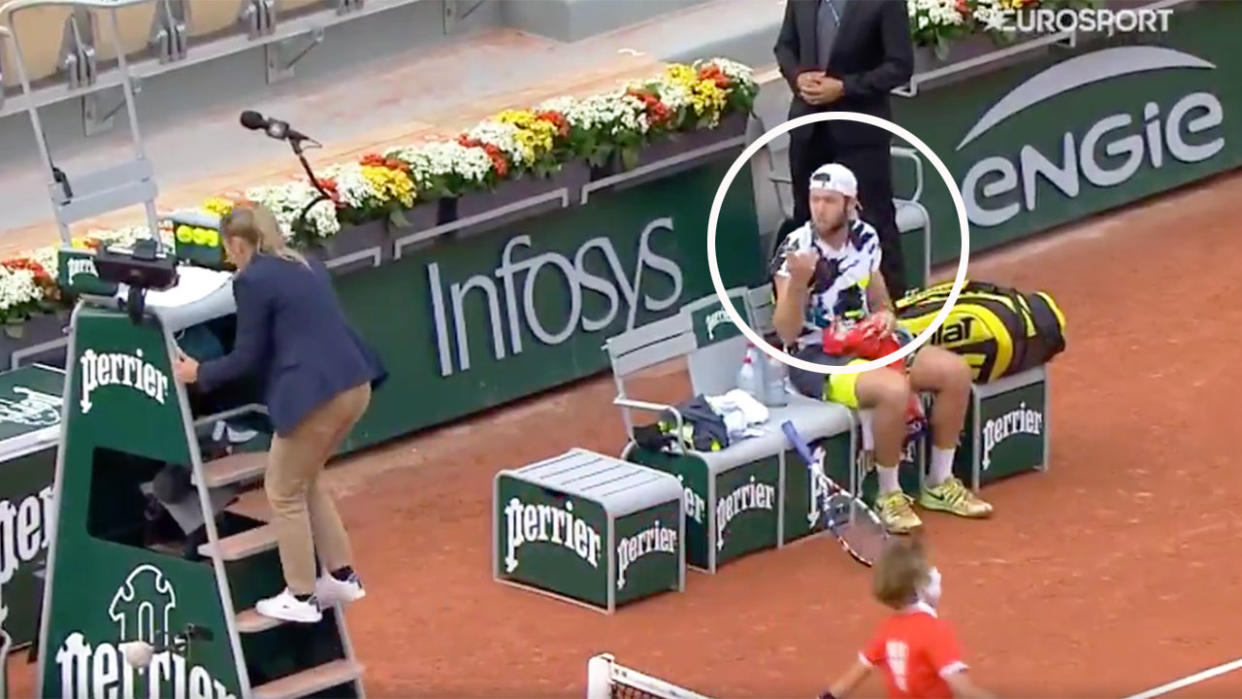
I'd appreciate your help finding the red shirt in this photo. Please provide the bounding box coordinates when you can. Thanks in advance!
[859,603,968,698]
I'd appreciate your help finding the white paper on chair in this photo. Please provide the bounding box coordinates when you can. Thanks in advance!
[116,265,237,332]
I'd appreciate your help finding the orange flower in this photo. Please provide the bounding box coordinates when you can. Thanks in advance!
[457,135,510,178]
[697,64,731,89]
[360,153,411,174]
[3,257,54,286]
[537,110,569,138]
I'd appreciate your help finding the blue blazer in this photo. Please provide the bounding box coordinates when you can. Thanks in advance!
[197,254,388,437]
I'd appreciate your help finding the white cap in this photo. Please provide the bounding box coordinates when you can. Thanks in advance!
[808,162,858,199]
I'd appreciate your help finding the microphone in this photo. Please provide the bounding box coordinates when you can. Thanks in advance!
[238,110,314,144]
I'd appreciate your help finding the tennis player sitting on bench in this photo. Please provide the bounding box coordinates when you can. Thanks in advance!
[771,163,992,534]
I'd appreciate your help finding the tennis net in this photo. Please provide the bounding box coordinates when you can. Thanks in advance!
[587,653,716,699]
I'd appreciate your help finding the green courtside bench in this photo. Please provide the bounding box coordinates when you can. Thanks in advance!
[492,449,686,613]
[606,283,1053,569]
[604,288,857,573]
[740,280,1051,502]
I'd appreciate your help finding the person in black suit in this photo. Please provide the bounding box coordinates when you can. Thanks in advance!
[174,203,387,624]
[774,0,915,297]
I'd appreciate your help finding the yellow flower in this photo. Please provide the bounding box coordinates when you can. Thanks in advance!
[689,78,728,120]
[360,165,416,208]
[496,110,557,162]
[496,109,537,128]
[665,64,697,88]
[202,197,234,217]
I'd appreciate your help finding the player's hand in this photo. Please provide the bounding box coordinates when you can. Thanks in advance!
[868,309,897,337]
[786,249,819,285]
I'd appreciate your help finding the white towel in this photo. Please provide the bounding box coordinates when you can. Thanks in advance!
[704,389,770,442]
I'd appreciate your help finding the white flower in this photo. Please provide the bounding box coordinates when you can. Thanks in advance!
[696,57,756,87]
[910,0,966,27]
[320,163,377,210]
[464,121,529,167]
[633,75,692,112]
[245,181,340,240]
[536,96,577,115]
[0,267,42,313]
[562,92,649,135]
[31,246,59,276]
[385,141,493,186]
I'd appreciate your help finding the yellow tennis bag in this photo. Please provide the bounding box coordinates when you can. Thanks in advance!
[894,280,1066,383]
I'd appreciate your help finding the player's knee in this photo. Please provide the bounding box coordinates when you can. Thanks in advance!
[868,370,911,410]
[945,353,973,388]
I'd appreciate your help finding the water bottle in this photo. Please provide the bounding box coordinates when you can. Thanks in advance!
[763,352,788,407]
[736,344,760,399]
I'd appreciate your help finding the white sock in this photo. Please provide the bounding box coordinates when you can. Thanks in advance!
[877,464,901,494]
[929,447,955,486]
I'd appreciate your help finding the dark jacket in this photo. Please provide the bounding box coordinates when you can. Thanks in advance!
[774,0,914,146]
[197,253,387,437]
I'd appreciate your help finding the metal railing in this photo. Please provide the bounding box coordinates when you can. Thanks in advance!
[0,0,424,120]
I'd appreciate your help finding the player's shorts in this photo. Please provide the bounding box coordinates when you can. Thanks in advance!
[788,346,869,409]
[787,329,916,410]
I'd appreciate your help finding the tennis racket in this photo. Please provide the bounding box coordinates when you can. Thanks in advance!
[780,420,890,567]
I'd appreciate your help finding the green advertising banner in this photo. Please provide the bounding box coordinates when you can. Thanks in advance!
[0,365,63,649]
[894,1,1242,265]
[335,160,765,450]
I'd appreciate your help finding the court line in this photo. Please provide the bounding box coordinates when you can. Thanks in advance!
[1123,657,1242,699]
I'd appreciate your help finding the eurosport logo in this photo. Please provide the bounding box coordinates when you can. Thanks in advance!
[992,7,1174,36]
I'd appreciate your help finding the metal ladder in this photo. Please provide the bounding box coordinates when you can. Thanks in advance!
[1,0,161,247]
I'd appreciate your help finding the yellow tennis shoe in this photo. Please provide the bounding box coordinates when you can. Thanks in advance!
[875,490,922,534]
[919,477,994,518]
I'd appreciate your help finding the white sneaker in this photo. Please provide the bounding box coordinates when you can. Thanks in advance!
[315,572,366,607]
[254,589,322,624]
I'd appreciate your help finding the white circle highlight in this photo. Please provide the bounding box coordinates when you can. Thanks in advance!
[706,110,970,375]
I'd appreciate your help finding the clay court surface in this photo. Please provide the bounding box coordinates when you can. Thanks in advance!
[11,170,1242,697]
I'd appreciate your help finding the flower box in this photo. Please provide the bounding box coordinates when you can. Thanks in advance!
[590,111,751,182]
[304,216,401,275]
[444,161,592,232]
[0,310,69,371]
[633,111,750,170]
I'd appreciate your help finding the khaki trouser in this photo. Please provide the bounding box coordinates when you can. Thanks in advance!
[266,382,371,595]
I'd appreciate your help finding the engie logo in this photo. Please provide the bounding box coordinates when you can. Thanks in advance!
[54,564,236,698]
[428,218,684,377]
[79,348,170,415]
[982,402,1043,470]
[960,46,1225,228]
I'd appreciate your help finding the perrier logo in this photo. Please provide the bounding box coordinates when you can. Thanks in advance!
[716,475,776,551]
[616,520,677,591]
[79,348,169,415]
[982,401,1043,470]
[55,564,236,698]
[503,497,602,574]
